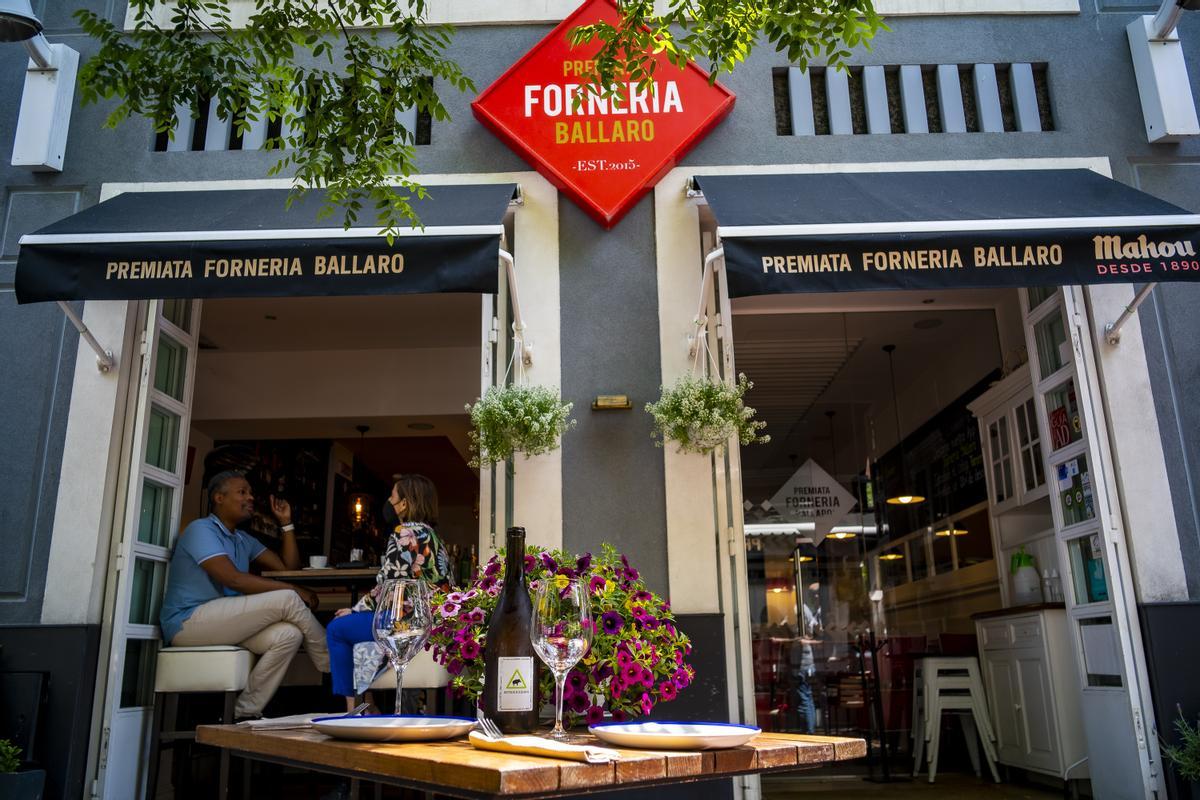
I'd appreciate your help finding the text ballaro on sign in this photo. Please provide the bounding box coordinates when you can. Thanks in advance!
[471,0,735,228]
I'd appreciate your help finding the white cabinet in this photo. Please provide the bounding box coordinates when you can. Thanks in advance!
[975,609,1087,780]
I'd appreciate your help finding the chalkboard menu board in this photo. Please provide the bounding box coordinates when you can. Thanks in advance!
[874,370,998,539]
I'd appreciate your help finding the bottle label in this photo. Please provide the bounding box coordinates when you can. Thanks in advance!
[496,657,534,712]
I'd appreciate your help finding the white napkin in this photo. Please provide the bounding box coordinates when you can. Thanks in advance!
[237,712,324,731]
[468,731,620,763]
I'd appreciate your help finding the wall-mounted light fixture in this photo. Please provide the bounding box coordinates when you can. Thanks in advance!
[1,0,79,171]
[592,394,633,410]
[1127,0,1200,142]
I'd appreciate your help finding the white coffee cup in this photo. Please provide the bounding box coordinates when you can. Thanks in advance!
[309,555,328,569]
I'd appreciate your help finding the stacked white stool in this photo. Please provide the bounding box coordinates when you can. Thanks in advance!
[912,656,1001,783]
[147,645,255,800]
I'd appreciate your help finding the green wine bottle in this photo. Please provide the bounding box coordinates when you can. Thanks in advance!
[482,527,540,732]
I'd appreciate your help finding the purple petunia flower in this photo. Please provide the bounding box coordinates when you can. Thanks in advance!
[446,659,464,676]
[466,607,486,624]
[673,667,692,689]
[611,673,626,692]
[440,602,460,617]
[611,709,629,723]
[616,647,634,668]
[640,667,655,688]
[453,627,472,644]
[632,590,652,603]
[567,670,588,694]
[586,705,605,726]
[594,664,615,682]
[600,611,624,635]
[523,554,537,573]
[480,576,497,592]
[640,693,653,716]
[589,575,607,595]
[622,665,641,685]
[459,640,481,660]
[447,592,465,604]
[484,559,501,577]
[569,693,590,714]
[576,553,592,572]
[541,552,558,572]
[659,681,678,701]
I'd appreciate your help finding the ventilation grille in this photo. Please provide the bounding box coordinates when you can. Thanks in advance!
[776,63,1054,136]
[154,87,433,152]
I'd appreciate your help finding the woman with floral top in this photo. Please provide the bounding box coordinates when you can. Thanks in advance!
[326,474,450,710]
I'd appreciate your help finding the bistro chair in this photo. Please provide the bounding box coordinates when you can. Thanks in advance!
[147,645,254,800]
[366,647,450,713]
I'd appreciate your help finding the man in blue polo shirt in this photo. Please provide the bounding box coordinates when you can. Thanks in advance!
[161,470,329,718]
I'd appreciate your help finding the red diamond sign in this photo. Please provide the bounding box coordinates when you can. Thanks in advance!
[471,0,735,228]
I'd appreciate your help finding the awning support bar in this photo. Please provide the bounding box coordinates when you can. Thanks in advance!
[1104,283,1158,345]
[498,249,532,367]
[57,301,115,372]
[687,247,725,359]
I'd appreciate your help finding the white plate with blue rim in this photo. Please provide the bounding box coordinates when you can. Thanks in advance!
[312,714,476,742]
[588,721,761,750]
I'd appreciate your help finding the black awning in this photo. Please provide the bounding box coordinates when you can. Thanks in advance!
[15,183,517,303]
[693,170,1200,297]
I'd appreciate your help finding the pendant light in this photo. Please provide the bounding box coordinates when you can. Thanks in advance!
[824,409,857,540]
[882,345,925,506]
[348,424,372,527]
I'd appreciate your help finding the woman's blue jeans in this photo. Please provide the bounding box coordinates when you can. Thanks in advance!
[326,611,375,698]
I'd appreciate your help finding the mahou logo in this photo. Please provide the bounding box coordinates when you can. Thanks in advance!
[472,0,735,228]
[1094,233,1198,260]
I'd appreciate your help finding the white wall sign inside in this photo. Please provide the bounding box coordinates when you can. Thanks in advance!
[767,458,857,545]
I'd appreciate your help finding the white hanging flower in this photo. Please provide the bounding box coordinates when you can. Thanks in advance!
[645,373,769,456]
[467,384,576,467]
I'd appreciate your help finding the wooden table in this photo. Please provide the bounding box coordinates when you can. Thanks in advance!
[263,568,378,603]
[196,725,865,799]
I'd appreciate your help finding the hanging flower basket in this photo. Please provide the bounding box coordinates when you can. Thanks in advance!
[466,384,575,467]
[645,373,769,456]
[427,544,695,726]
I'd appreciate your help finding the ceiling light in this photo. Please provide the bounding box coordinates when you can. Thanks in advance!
[883,344,925,507]
[879,552,905,561]
[827,530,856,540]
[934,528,969,537]
[797,555,814,563]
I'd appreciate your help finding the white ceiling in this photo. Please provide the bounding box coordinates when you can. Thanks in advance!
[198,294,482,352]
[731,294,1006,502]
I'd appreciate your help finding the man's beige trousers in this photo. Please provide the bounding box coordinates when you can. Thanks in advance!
[173,589,330,717]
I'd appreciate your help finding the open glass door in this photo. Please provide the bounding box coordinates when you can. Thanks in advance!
[479,246,512,558]
[706,240,759,800]
[1022,286,1162,797]
[96,299,201,799]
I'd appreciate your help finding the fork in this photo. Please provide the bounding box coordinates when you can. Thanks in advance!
[476,714,503,740]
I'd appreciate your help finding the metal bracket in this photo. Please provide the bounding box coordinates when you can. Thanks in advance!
[1104,283,1157,346]
[57,301,115,372]
[687,247,725,358]
[498,249,532,367]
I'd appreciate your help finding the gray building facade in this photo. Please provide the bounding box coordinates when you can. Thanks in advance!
[2,0,1200,797]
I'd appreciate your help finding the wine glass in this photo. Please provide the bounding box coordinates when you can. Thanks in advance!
[372,578,433,715]
[531,578,593,740]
